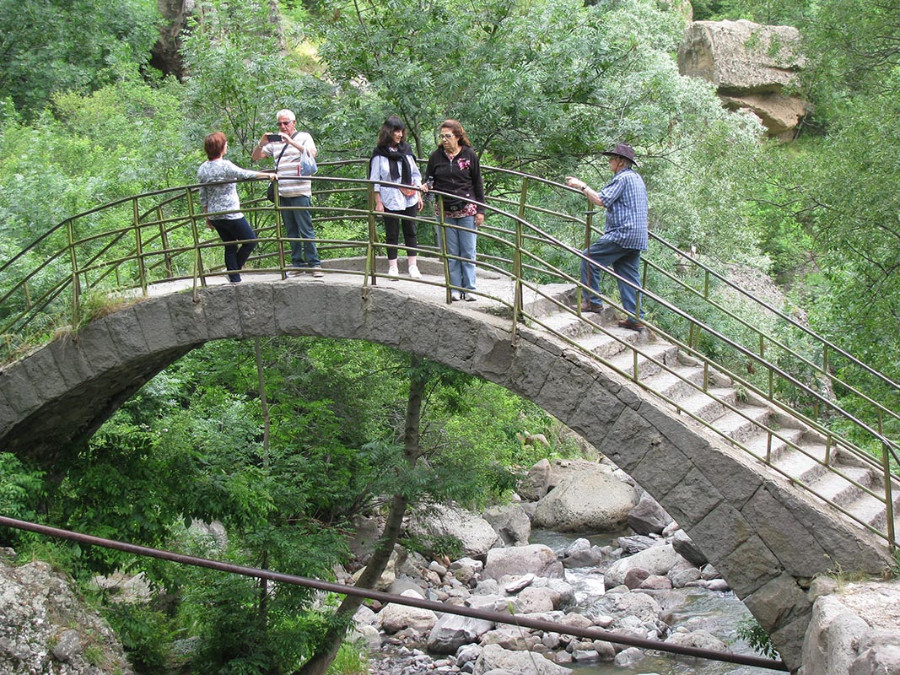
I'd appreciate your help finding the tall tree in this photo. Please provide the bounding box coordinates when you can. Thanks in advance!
[0,0,161,116]
[297,353,430,675]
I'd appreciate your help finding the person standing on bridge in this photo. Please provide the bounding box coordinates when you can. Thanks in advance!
[566,143,648,331]
[423,119,485,302]
[252,109,322,278]
[197,132,272,283]
[368,115,424,280]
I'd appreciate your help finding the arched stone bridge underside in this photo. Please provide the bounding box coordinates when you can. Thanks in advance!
[0,279,891,668]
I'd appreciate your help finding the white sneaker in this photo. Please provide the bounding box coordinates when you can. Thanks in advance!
[387,263,400,279]
[408,266,422,279]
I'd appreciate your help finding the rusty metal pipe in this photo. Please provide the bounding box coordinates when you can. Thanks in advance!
[0,516,787,671]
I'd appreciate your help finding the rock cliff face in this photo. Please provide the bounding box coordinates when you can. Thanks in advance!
[150,0,195,79]
[0,550,132,675]
[678,19,808,139]
[799,579,900,675]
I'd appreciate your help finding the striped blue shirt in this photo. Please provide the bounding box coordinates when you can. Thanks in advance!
[599,168,648,251]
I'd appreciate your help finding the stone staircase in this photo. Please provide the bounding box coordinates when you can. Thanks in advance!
[525,288,900,547]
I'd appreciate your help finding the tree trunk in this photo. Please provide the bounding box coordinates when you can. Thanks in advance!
[296,356,427,675]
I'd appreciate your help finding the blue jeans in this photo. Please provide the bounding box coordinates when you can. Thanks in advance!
[280,194,319,268]
[581,239,644,317]
[211,217,257,282]
[439,215,477,291]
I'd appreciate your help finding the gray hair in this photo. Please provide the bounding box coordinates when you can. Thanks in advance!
[275,109,296,122]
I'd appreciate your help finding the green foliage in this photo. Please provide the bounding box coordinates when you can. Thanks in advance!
[325,641,368,675]
[401,533,465,561]
[692,0,814,24]
[737,616,780,659]
[0,453,44,545]
[101,603,173,673]
[0,0,161,117]
[311,0,712,175]
[0,77,191,258]
[181,0,332,160]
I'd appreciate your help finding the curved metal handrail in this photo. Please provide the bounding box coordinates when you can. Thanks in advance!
[0,163,896,550]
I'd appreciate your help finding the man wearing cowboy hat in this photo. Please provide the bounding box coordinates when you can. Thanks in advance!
[566,142,648,331]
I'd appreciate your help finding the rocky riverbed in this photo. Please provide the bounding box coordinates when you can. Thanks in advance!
[341,458,776,674]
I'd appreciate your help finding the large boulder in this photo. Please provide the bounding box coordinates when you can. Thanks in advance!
[678,19,807,138]
[427,613,494,654]
[408,503,499,558]
[483,544,565,581]
[626,491,672,535]
[518,458,552,501]
[474,643,570,674]
[0,553,133,674]
[376,589,438,634]
[800,580,900,675]
[482,503,531,546]
[603,543,684,588]
[532,462,637,532]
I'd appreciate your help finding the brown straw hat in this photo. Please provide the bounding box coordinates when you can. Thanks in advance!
[601,143,638,166]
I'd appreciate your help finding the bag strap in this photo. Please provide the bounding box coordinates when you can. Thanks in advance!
[273,132,296,171]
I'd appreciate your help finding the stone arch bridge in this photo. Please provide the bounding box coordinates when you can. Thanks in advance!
[0,170,897,670]
[0,264,894,669]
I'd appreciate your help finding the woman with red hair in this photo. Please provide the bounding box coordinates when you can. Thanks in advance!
[197,132,272,282]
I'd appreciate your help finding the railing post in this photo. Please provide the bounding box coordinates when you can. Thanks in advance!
[272,184,289,277]
[883,443,896,552]
[636,259,647,320]
[132,196,147,296]
[185,186,207,287]
[366,183,378,286]
[579,199,595,310]
[436,196,452,303]
[66,218,81,326]
[158,205,173,279]
[512,178,528,337]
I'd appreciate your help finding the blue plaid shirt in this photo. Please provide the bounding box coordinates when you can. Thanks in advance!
[599,168,648,251]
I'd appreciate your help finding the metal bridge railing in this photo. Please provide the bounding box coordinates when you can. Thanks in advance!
[0,161,896,549]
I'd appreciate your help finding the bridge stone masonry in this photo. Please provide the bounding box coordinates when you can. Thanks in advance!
[0,260,896,670]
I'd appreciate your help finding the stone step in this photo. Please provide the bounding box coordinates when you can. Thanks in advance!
[642,367,708,403]
[573,331,632,361]
[741,425,806,464]
[846,492,894,531]
[675,387,739,424]
[805,465,878,509]
[710,405,772,445]
[605,342,680,382]
[537,311,601,341]
[521,283,575,318]
[768,437,830,481]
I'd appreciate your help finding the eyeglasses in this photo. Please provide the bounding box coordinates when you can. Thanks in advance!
[277,120,293,126]
[439,133,454,139]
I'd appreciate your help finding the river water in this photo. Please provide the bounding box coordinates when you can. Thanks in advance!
[530,530,777,675]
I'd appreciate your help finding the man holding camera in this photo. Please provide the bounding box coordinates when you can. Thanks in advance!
[253,109,322,277]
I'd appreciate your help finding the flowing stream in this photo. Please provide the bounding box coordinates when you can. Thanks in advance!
[530,530,777,675]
